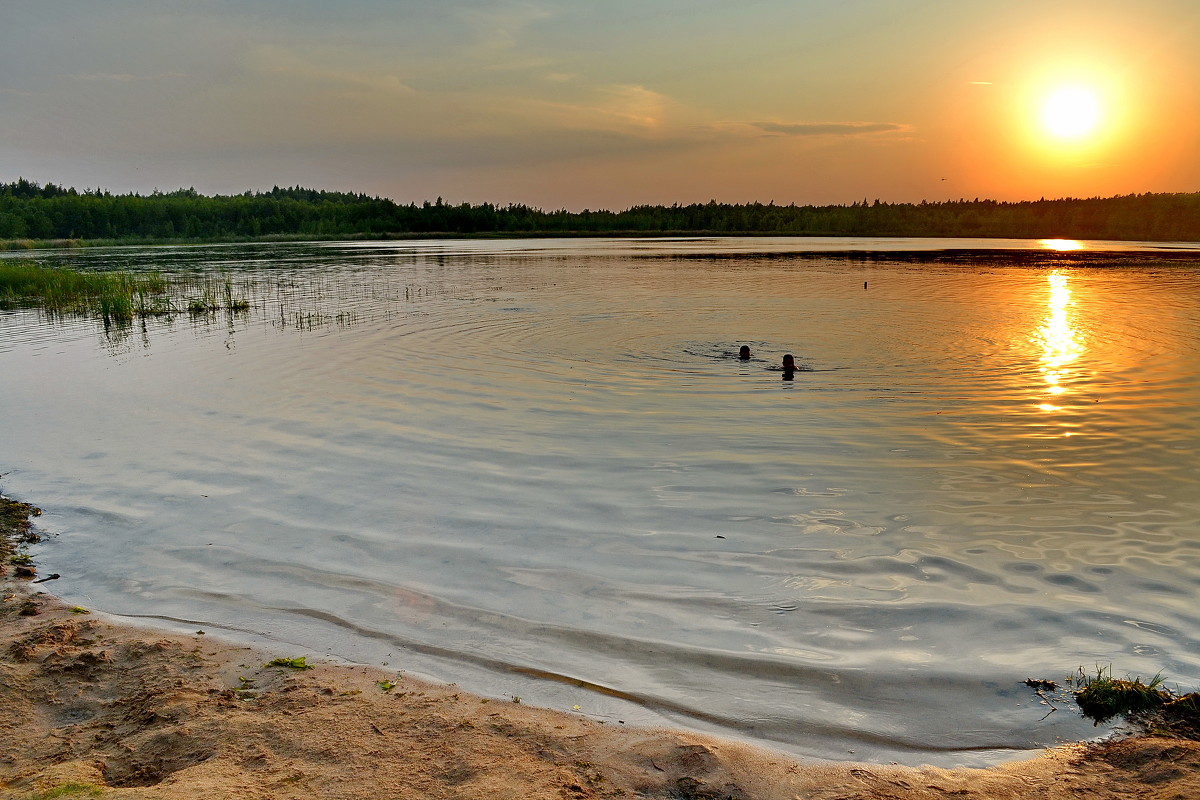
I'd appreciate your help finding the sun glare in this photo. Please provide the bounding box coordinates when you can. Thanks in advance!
[1039,238,1084,251]
[1041,87,1101,139]
[1036,270,1082,411]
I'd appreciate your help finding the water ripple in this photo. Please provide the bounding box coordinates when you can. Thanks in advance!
[4,240,1198,766]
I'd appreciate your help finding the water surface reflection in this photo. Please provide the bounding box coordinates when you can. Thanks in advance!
[1036,270,1083,412]
[1,239,1198,767]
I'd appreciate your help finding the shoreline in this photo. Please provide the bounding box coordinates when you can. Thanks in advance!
[5,232,1200,252]
[4,497,1200,799]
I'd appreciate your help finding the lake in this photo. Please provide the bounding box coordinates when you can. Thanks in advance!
[2,237,1198,766]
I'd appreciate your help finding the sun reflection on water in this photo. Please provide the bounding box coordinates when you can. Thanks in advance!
[1039,238,1084,251]
[1036,270,1082,411]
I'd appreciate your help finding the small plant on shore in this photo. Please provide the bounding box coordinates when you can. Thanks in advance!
[266,656,315,670]
[23,783,103,799]
[1074,664,1168,723]
[0,497,41,572]
[1064,664,1200,739]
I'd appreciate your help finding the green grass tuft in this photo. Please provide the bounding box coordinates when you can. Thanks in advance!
[1075,664,1170,724]
[22,783,103,799]
[266,656,315,670]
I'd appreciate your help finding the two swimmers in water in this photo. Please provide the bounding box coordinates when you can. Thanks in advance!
[737,345,798,377]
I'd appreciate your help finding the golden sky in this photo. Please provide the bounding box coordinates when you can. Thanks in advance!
[1,0,1197,209]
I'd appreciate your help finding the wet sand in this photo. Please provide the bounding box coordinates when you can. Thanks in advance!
[3,499,1199,799]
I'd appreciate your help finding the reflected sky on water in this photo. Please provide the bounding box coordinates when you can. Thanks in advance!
[1,238,1198,766]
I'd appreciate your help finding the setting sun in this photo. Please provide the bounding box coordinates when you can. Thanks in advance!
[1041,86,1101,139]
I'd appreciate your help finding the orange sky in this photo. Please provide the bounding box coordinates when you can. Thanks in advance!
[1,0,1198,209]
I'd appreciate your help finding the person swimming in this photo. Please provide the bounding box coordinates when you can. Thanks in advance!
[781,354,796,371]
[738,345,751,360]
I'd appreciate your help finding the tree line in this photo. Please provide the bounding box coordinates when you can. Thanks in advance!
[2,178,1198,242]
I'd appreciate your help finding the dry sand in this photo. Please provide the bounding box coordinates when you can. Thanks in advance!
[3,498,1199,799]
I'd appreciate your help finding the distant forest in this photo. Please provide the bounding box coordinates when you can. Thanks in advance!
[2,178,1199,243]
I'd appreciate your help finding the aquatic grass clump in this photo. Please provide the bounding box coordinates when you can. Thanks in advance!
[0,260,169,321]
[223,277,251,311]
[134,284,176,316]
[1,260,256,322]
[187,296,219,315]
[183,274,252,315]
[97,290,134,322]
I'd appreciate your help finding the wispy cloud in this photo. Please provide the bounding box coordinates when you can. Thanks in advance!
[529,84,672,133]
[457,1,556,68]
[247,45,414,96]
[483,57,555,72]
[751,121,913,137]
[68,72,188,82]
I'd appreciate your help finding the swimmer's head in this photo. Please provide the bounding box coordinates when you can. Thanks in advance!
[738,345,751,359]
[782,354,795,369]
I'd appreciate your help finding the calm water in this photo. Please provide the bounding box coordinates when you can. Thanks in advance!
[2,237,1199,766]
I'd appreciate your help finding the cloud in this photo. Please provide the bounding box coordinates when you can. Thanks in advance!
[68,72,188,82]
[483,57,555,72]
[456,1,557,67]
[246,45,415,96]
[523,84,673,133]
[751,121,913,137]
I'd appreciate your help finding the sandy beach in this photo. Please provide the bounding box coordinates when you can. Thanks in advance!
[3,497,1199,800]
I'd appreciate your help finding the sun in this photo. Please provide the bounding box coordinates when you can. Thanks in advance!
[1041,86,1101,139]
